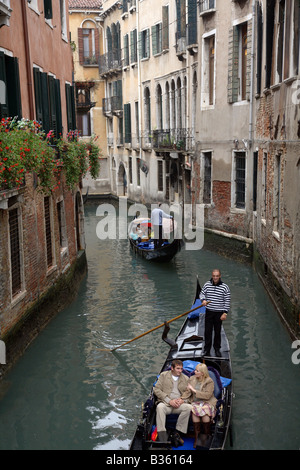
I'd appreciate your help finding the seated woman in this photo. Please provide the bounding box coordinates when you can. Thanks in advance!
[187,363,217,448]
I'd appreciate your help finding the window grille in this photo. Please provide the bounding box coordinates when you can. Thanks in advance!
[9,208,21,296]
[44,197,53,268]
[235,152,246,208]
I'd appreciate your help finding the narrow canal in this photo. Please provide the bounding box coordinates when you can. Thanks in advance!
[0,199,299,450]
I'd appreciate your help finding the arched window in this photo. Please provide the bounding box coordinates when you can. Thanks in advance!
[171,80,176,130]
[144,87,151,140]
[78,20,99,65]
[165,82,170,130]
[176,77,182,129]
[156,84,163,129]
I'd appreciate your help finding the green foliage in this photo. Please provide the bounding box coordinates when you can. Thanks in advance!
[0,118,102,193]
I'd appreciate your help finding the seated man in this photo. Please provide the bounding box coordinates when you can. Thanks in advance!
[153,359,192,444]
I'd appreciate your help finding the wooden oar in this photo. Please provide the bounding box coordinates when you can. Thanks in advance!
[98,301,208,352]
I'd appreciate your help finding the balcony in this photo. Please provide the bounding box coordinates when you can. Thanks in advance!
[99,49,122,77]
[152,129,195,152]
[175,32,187,61]
[102,96,123,117]
[199,0,216,16]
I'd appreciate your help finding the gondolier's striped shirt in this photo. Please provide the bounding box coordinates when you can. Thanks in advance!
[200,279,231,313]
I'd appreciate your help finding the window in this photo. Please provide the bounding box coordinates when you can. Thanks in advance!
[65,83,76,132]
[78,24,99,66]
[176,0,186,53]
[202,34,215,107]
[162,5,169,50]
[60,0,67,40]
[253,151,258,211]
[262,152,268,220]
[200,0,215,13]
[44,0,53,20]
[136,157,140,186]
[234,152,246,209]
[135,101,139,144]
[273,154,281,233]
[33,68,62,138]
[0,0,11,27]
[203,152,212,204]
[152,23,162,55]
[158,160,163,191]
[9,206,22,297]
[187,0,197,45]
[124,34,129,66]
[124,103,131,143]
[144,87,151,140]
[44,196,53,268]
[156,85,163,129]
[0,52,22,120]
[129,157,133,184]
[130,29,138,63]
[228,21,251,103]
[57,199,67,250]
[140,29,150,59]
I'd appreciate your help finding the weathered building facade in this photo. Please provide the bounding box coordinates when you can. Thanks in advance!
[68,0,110,195]
[88,0,299,338]
[0,0,87,374]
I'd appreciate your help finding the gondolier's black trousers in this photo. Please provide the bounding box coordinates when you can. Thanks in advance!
[204,309,223,352]
[153,224,163,248]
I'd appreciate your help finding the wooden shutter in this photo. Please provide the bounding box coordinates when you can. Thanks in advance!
[78,28,84,65]
[41,72,50,133]
[162,5,169,50]
[227,27,239,103]
[188,0,197,45]
[9,208,22,296]
[152,25,157,55]
[33,68,43,124]
[48,76,57,137]
[6,56,22,120]
[0,52,9,119]
[124,103,131,143]
[124,34,129,66]
[54,79,62,138]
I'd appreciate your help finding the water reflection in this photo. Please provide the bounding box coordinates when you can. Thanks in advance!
[0,201,299,450]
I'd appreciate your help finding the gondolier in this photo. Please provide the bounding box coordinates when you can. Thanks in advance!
[200,269,230,357]
[151,203,173,249]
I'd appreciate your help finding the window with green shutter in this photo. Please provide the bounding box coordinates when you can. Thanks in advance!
[124,103,131,143]
[187,0,197,46]
[139,29,150,60]
[162,5,169,50]
[130,29,137,63]
[66,83,76,132]
[124,34,129,66]
[0,52,22,120]
[152,23,162,55]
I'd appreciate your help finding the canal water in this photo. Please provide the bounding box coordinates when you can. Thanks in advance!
[0,200,299,450]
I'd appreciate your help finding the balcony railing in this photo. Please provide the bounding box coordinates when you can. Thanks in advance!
[99,49,122,76]
[152,129,195,151]
[102,96,122,116]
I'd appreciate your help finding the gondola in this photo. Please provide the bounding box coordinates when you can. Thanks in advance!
[129,279,233,451]
[128,217,182,262]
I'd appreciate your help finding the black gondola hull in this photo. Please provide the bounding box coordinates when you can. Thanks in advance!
[130,290,233,451]
[129,238,182,262]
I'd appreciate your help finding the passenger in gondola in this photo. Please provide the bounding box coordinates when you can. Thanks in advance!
[151,203,173,249]
[153,359,192,445]
[187,363,217,448]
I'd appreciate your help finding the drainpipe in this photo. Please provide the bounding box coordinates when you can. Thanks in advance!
[136,0,143,196]
[21,0,34,120]
[249,0,256,148]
